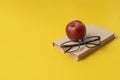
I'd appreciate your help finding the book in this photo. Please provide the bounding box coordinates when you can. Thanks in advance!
[53,24,115,61]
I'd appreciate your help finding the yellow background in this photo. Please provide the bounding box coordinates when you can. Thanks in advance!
[0,0,120,80]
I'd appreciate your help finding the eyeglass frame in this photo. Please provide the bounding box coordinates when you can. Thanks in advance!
[60,36,101,53]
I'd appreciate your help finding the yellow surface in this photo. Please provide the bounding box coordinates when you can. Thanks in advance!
[0,0,120,80]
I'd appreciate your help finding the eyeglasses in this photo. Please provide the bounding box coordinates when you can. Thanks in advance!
[60,36,101,53]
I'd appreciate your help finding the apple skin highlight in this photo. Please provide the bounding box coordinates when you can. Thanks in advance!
[66,20,86,41]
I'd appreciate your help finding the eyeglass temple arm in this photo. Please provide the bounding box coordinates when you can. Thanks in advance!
[64,46,73,53]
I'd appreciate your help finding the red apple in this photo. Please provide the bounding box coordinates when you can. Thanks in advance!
[66,20,86,41]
